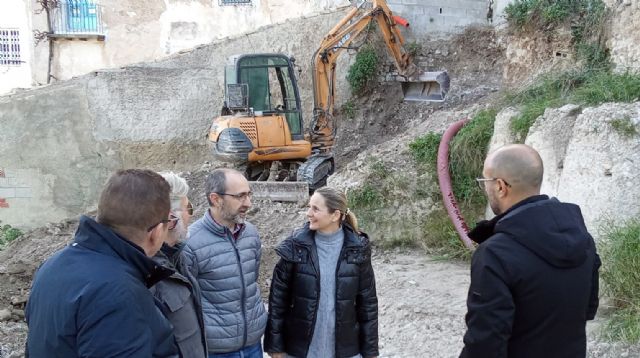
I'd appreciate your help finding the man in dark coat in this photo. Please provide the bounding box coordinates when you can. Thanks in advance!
[460,144,600,358]
[151,171,207,357]
[25,169,179,357]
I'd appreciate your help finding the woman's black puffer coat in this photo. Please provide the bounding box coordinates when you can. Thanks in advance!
[264,223,379,358]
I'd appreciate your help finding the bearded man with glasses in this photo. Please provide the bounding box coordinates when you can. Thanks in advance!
[183,168,266,358]
[150,171,207,358]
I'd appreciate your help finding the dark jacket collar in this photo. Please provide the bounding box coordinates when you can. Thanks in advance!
[74,215,174,287]
[468,195,549,244]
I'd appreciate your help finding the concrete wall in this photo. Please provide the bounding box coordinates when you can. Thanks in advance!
[4,0,495,95]
[0,0,34,94]
[387,0,489,38]
[32,0,352,84]
[0,10,351,229]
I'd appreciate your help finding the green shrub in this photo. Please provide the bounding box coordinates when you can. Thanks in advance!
[0,223,23,249]
[600,219,640,343]
[369,158,390,180]
[573,71,640,105]
[450,109,497,206]
[347,184,383,210]
[506,70,584,140]
[347,45,379,94]
[421,208,472,261]
[401,110,496,260]
[408,132,442,168]
[505,0,610,70]
[504,0,536,28]
[341,99,357,119]
[506,69,640,140]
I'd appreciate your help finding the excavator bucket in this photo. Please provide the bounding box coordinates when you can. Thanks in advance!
[249,181,309,203]
[400,71,450,102]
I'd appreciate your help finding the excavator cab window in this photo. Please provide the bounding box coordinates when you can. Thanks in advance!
[236,55,304,139]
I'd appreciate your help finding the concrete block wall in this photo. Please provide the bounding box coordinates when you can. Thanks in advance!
[387,0,489,38]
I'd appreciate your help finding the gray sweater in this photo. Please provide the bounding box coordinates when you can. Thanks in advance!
[304,229,360,358]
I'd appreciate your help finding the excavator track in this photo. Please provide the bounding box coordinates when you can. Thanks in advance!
[297,154,334,191]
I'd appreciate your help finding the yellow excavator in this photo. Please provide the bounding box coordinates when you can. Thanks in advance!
[208,0,449,201]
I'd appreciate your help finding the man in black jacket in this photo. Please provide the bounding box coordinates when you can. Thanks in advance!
[460,144,600,358]
[26,169,179,357]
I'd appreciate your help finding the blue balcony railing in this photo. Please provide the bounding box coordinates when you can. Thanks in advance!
[50,0,104,37]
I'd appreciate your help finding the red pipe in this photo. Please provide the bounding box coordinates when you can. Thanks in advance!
[393,15,410,27]
[437,119,475,250]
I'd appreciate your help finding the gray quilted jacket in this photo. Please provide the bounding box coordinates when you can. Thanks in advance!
[183,210,267,354]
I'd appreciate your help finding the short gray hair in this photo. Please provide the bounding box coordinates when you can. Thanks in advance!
[159,171,189,210]
[205,168,240,205]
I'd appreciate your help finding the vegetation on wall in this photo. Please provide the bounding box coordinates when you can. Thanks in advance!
[348,109,497,260]
[0,222,23,250]
[500,0,640,140]
[347,45,379,94]
[600,219,640,343]
[505,0,608,70]
[506,70,640,141]
[341,99,357,120]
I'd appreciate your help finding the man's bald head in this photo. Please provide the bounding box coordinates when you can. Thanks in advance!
[485,144,544,194]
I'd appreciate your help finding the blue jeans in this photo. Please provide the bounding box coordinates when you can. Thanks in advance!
[208,342,263,358]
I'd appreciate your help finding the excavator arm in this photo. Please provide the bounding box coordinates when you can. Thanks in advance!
[308,0,449,154]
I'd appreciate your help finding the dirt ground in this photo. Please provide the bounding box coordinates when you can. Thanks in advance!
[1,25,639,357]
[1,216,639,357]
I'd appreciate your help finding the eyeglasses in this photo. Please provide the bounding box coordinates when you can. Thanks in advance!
[475,177,512,190]
[216,191,253,201]
[147,213,179,232]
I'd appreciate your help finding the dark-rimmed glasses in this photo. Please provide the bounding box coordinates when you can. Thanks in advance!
[216,191,253,201]
[147,213,179,232]
[475,177,512,190]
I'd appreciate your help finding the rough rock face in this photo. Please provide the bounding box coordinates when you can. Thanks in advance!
[526,104,582,195]
[501,28,574,87]
[539,102,640,236]
[488,106,519,151]
[492,102,640,237]
[604,0,640,71]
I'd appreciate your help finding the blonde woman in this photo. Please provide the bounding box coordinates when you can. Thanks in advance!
[265,187,379,358]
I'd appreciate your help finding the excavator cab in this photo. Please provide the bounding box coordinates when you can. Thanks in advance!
[222,54,304,140]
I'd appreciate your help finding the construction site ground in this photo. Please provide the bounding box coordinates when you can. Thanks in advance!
[1,26,639,357]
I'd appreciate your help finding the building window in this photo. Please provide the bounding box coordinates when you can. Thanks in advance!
[219,0,252,5]
[0,29,21,66]
[49,0,105,39]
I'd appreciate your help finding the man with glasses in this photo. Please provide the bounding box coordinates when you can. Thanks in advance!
[26,169,178,357]
[151,172,207,357]
[460,144,600,358]
[183,168,267,358]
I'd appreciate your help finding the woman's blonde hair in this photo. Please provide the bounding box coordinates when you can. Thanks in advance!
[314,187,358,232]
